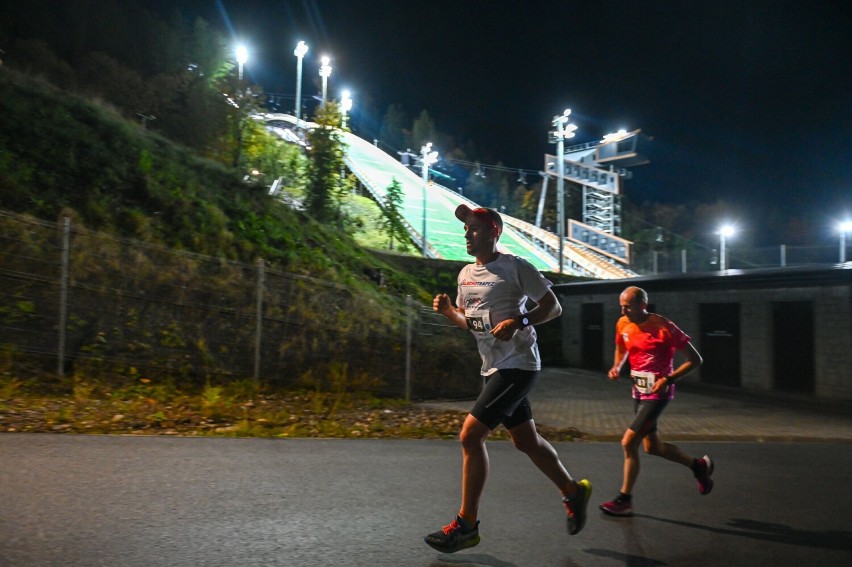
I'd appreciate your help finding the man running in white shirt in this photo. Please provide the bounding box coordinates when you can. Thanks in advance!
[424,205,591,554]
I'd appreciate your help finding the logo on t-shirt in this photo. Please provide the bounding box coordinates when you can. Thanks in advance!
[460,279,496,287]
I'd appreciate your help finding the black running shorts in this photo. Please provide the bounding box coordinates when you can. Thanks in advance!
[470,369,539,430]
[629,398,670,437]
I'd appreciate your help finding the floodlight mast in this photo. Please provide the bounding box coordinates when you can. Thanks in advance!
[293,41,308,127]
[341,90,352,129]
[718,224,736,270]
[319,56,332,105]
[550,109,577,273]
[235,45,248,81]
[420,143,439,256]
[839,220,852,263]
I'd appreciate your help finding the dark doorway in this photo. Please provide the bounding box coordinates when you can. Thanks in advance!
[581,303,605,371]
[537,317,563,366]
[772,301,815,393]
[699,303,741,386]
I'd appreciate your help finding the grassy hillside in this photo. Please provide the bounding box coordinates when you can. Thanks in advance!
[1,68,432,295]
[0,67,495,395]
[0,67,588,400]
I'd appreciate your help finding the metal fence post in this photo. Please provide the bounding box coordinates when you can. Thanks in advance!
[254,258,265,381]
[57,217,70,381]
[405,294,413,401]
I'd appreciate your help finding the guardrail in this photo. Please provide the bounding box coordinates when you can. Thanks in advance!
[504,216,637,279]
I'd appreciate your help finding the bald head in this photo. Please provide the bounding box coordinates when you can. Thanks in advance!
[621,286,648,305]
[619,286,649,323]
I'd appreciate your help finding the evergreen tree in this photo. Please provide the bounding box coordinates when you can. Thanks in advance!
[411,109,435,150]
[304,102,346,221]
[380,178,410,251]
[378,103,408,152]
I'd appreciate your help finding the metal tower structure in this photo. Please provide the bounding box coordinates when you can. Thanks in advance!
[538,128,647,265]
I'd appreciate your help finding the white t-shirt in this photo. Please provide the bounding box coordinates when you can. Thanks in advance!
[456,253,553,375]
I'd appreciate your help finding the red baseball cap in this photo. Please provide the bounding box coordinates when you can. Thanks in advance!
[455,204,503,238]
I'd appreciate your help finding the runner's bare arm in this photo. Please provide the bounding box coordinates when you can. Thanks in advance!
[433,293,468,330]
[490,288,562,340]
[608,344,627,380]
[668,342,703,383]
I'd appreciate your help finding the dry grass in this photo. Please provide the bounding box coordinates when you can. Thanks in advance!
[0,388,586,441]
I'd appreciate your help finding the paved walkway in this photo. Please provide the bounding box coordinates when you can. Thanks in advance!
[421,367,852,442]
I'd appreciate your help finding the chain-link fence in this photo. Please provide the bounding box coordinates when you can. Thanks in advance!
[0,211,480,399]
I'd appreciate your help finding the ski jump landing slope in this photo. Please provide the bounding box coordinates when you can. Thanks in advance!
[261,113,634,278]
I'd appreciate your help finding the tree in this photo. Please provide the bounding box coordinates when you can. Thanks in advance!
[304,102,346,221]
[378,103,408,152]
[513,182,538,222]
[494,166,511,212]
[411,109,435,150]
[78,51,149,117]
[380,178,410,251]
[239,117,306,190]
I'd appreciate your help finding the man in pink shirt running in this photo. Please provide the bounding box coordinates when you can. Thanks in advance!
[600,286,714,517]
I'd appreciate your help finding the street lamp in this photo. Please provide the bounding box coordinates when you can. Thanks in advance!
[420,142,439,257]
[319,56,332,105]
[293,41,308,127]
[718,224,736,270]
[235,44,248,81]
[341,90,352,129]
[839,220,852,263]
[549,109,578,273]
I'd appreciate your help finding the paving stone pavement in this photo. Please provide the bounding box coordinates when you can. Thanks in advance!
[421,366,852,442]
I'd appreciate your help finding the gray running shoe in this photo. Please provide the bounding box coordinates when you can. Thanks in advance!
[424,516,480,553]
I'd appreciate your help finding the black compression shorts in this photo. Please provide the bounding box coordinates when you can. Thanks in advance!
[470,369,539,430]
[629,398,670,437]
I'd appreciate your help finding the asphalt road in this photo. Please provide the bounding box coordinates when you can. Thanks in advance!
[1,435,850,566]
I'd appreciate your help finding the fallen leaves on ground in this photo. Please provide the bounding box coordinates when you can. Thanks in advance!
[0,393,587,441]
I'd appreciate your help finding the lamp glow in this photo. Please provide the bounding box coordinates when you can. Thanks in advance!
[235,45,248,80]
[293,41,308,127]
[341,90,352,128]
[839,220,852,263]
[319,56,332,104]
[718,224,736,270]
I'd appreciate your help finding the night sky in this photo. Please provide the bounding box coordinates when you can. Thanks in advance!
[156,1,851,245]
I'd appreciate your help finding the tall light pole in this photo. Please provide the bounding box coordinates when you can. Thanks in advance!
[319,56,332,105]
[718,224,736,271]
[420,142,439,257]
[293,41,308,127]
[839,220,852,263]
[235,44,248,81]
[341,90,352,129]
[549,109,578,273]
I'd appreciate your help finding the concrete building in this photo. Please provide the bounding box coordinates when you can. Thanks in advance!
[549,265,852,401]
